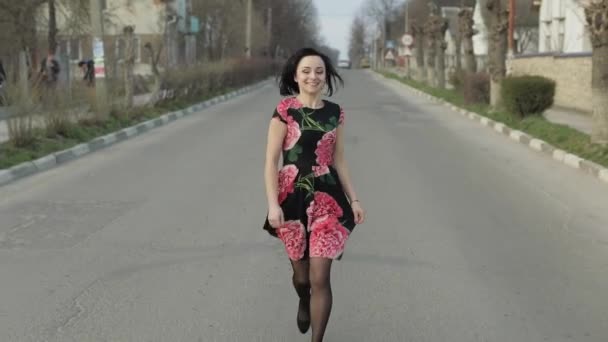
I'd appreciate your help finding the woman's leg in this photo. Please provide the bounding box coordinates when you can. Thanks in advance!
[309,257,333,342]
[291,259,311,332]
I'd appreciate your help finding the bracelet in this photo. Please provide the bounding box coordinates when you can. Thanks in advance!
[350,199,360,204]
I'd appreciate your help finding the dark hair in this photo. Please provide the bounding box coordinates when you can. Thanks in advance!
[278,47,344,96]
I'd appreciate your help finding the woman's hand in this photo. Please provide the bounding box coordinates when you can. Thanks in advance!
[351,201,365,224]
[268,204,285,228]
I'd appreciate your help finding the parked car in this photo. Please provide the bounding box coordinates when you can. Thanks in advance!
[359,57,370,69]
[337,60,351,69]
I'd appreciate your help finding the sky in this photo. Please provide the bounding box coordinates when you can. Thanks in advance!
[313,0,368,60]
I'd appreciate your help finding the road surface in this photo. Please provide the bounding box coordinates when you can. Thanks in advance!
[1,70,608,341]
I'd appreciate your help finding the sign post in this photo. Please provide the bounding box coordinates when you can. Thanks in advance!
[401,34,414,78]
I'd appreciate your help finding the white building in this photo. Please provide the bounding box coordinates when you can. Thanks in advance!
[538,0,592,53]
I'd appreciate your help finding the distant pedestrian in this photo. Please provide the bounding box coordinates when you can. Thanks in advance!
[78,59,95,86]
[263,47,365,341]
[39,53,60,86]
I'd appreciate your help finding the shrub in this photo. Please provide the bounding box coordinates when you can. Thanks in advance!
[463,72,490,105]
[448,69,466,90]
[501,75,556,118]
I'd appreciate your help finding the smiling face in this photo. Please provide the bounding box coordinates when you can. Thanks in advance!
[294,55,326,95]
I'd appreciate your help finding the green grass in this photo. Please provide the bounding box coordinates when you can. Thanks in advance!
[0,83,259,170]
[378,70,608,168]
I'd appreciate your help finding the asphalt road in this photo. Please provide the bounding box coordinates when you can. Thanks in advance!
[1,70,608,342]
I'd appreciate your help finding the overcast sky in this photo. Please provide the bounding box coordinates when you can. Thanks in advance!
[313,0,368,60]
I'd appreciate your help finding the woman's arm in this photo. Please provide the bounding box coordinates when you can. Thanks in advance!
[264,118,287,208]
[332,124,359,203]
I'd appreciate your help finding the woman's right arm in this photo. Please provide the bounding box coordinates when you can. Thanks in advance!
[264,118,286,210]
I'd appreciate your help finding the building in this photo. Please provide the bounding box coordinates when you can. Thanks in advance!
[35,0,188,78]
[538,0,592,53]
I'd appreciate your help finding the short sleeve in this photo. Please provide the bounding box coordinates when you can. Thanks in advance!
[338,106,345,126]
[272,107,287,124]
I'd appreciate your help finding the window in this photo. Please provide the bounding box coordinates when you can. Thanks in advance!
[557,18,565,52]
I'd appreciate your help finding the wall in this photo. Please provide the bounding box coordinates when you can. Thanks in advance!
[509,53,591,112]
[539,0,592,53]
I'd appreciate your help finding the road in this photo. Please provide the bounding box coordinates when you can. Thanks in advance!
[1,70,608,342]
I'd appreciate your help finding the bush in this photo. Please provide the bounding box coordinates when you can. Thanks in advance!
[448,69,466,90]
[501,75,556,118]
[463,72,490,105]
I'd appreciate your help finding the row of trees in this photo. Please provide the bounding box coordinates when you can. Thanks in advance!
[349,0,608,145]
[0,0,337,112]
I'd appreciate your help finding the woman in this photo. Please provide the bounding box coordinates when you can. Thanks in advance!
[263,47,366,341]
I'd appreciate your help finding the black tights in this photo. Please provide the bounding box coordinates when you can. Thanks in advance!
[291,258,333,342]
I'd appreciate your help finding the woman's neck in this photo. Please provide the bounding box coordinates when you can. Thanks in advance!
[296,93,324,108]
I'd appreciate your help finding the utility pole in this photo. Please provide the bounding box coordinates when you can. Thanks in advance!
[90,0,109,119]
[185,0,196,65]
[267,7,272,57]
[245,0,252,58]
[404,1,409,34]
[508,0,516,56]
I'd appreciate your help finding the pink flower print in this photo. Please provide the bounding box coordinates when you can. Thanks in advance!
[283,116,301,150]
[309,216,350,259]
[312,165,330,177]
[306,192,343,228]
[277,220,307,260]
[315,130,336,166]
[278,164,298,204]
[276,97,303,121]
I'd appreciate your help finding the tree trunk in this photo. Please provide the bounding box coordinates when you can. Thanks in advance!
[584,1,608,145]
[123,26,135,110]
[459,8,477,73]
[481,0,508,107]
[590,44,608,144]
[455,36,462,72]
[437,40,447,89]
[436,19,449,89]
[48,0,57,54]
[413,26,426,82]
[426,35,436,87]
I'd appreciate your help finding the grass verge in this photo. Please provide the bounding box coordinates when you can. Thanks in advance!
[0,86,248,170]
[378,70,608,168]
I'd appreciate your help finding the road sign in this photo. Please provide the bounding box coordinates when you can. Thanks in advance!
[401,34,414,46]
[385,50,395,60]
[386,40,396,49]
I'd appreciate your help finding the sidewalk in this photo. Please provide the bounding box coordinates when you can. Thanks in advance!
[0,93,153,144]
[385,68,594,135]
[543,107,593,135]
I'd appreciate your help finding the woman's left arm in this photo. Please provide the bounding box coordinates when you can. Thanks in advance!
[333,123,365,224]
[333,124,358,202]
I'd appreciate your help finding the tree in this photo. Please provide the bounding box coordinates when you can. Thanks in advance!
[123,25,135,109]
[458,7,477,72]
[582,0,608,145]
[348,15,367,67]
[425,4,449,89]
[480,0,508,106]
[407,0,431,81]
[363,0,403,67]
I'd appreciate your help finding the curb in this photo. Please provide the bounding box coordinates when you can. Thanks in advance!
[0,79,271,188]
[381,73,608,186]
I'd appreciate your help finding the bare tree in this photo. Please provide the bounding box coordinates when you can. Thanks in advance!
[123,25,135,109]
[480,0,508,106]
[348,15,367,67]
[364,0,403,67]
[458,7,477,72]
[581,0,608,145]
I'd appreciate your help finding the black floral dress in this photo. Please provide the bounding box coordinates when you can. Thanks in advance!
[263,97,356,261]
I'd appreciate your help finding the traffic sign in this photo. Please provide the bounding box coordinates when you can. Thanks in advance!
[401,34,414,46]
[385,50,395,60]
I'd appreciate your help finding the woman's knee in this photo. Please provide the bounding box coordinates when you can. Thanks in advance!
[309,262,331,289]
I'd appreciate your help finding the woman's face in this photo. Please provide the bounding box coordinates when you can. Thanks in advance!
[294,55,326,95]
